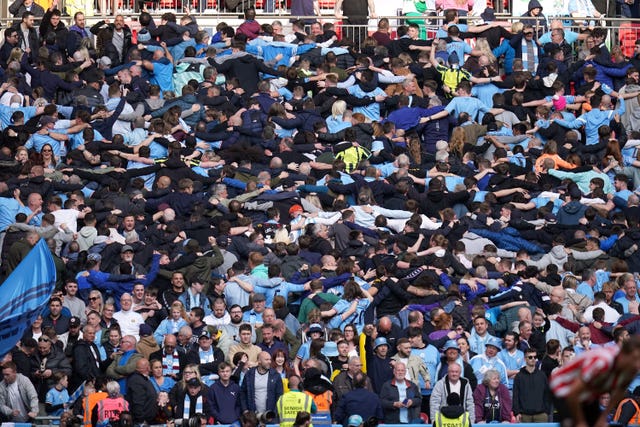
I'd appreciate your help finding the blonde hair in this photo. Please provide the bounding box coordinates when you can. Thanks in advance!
[170,301,188,320]
[331,100,347,120]
[475,38,496,63]
[450,127,466,157]
[512,22,524,33]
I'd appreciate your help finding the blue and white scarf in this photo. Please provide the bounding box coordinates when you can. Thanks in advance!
[183,393,203,420]
[521,38,539,75]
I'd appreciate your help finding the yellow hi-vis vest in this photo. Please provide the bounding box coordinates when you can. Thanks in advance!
[277,391,313,427]
[434,411,470,427]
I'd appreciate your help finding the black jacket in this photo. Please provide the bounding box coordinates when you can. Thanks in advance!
[90,20,133,65]
[512,366,551,415]
[72,339,104,389]
[12,23,39,61]
[127,372,159,423]
[210,53,283,95]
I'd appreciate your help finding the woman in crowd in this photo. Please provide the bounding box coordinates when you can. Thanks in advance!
[150,359,177,393]
[473,369,512,423]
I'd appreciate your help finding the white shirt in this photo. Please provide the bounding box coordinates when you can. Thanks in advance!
[113,309,144,341]
[583,301,621,323]
[52,208,81,233]
[203,312,230,326]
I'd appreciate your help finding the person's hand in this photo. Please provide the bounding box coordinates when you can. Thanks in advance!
[393,401,404,408]
[27,411,37,419]
[160,41,167,49]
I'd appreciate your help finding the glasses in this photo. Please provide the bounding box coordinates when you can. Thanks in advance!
[527,355,538,360]
[89,297,99,301]
[524,32,534,35]
[184,370,195,374]
[38,337,50,342]
[42,149,53,152]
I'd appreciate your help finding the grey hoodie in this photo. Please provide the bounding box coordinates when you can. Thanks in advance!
[526,245,604,270]
[77,225,97,252]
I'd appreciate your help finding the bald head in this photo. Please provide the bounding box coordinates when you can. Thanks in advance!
[288,375,302,390]
[378,317,392,333]
[163,334,177,349]
[136,358,150,375]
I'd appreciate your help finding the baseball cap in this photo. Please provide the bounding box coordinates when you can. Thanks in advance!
[121,245,134,253]
[348,415,363,427]
[69,316,81,327]
[199,330,211,339]
[139,324,153,337]
[253,293,266,302]
[98,56,112,67]
[443,339,460,352]
[87,253,102,262]
[216,235,230,248]
[186,378,201,387]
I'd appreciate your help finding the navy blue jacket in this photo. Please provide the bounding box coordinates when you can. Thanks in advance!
[334,388,384,425]
[208,380,242,423]
[239,367,283,413]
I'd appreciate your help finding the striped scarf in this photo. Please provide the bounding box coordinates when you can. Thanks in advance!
[183,393,203,420]
[521,38,539,75]
[162,351,180,376]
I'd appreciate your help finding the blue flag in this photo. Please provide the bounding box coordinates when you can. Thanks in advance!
[0,238,56,359]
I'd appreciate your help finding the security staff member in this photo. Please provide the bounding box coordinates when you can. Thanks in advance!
[433,392,471,427]
[277,375,316,427]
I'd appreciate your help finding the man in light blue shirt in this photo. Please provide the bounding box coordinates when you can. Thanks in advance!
[554,94,624,144]
[346,69,386,121]
[576,269,596,301]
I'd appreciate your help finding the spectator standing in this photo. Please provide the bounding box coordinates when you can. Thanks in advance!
[430,362,475,423]
[239,352,283,415]
[0,362,39,422]
[473,369,512,423]
[126,358,159,425]
[379,362,422,424]
[513,348,551,423]
[334,371,384,426]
